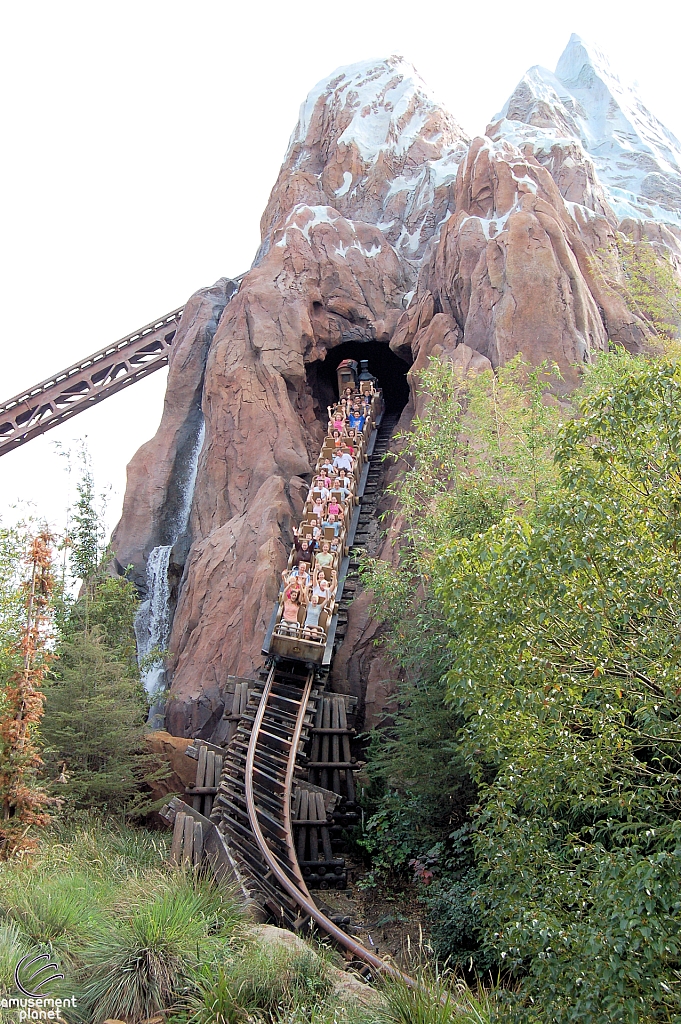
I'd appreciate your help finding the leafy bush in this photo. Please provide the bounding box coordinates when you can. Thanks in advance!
[423,871,495,974]
[358,358,564,972]
[597,235,681,340]
[434,356,681,1019]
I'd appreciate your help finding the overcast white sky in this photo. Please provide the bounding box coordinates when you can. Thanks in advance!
[1,0,679,538]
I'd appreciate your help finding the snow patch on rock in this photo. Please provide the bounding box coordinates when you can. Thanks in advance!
[289,56,452,164]
[335,171,353,197]
[264,56,470,264]
[275,204,384,261]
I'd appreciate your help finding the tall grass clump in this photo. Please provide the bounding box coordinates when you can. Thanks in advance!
[0,816,245,1022]
[75,874,242,1022]
[0,921,28,995]
[183,942,334,1023]
[374,966,496,1024]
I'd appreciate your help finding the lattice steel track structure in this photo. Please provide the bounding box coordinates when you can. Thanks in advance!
[0,306,185,457]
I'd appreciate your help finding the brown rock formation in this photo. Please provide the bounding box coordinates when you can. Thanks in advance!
[399,137,648,382]
[111,277,238,583]
[111,49,674,738]
[165,208,411,734]
[144,730,194,803]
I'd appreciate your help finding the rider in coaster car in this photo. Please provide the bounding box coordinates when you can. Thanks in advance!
[321,512,341,537]
[311,495,326,517]
[332,449,353,473]
[292,529,316,564]
[279,584,305,635]
[328,406,346,431]
[335,471,353,498]
[308,517,322,542]
[283,561,312,592]
[348,402,365,431]
[315,540,334,569]
[302,593,327,641]
[312,567,337,603]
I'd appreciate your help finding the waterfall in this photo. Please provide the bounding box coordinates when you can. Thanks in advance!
[134,544,172,700]
[175,420,205,538]
[134,418,205,725]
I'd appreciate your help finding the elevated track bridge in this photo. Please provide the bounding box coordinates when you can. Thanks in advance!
[0,307,185,457]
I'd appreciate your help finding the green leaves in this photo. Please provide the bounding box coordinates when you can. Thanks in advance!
[432,355,681,1020]
[385,357,562,557]
[599,236,681,340]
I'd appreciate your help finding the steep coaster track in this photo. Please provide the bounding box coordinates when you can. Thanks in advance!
[3,285,412,977]
[335,410,401,647]
[165,394,412,983]
[211,660,411,980]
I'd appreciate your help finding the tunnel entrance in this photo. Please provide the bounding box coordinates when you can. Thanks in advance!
[307,340,412,416]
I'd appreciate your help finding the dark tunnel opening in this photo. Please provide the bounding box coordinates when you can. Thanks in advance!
[307,340,412,417]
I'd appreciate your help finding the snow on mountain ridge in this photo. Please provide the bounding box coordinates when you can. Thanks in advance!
[287,55,460,165]
[490,33,681,228]
[259,56,469,265]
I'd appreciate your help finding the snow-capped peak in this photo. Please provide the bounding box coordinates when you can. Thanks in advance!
[489,33,681,226]
[258,56,469,266]
[287,55,465,164]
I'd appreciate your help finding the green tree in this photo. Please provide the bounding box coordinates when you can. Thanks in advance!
[41,629,149,811]
[597,234,681,341]
[41,454,150,813]
[434,355,681,1020]
[357,359,564,965]
[69,445,107,588]
[381,356,562,557]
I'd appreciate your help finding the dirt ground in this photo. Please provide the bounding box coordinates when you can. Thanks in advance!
[316,856,435,969]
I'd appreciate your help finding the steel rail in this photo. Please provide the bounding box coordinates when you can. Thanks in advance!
[244,665,414,985]
[0,307,185,456]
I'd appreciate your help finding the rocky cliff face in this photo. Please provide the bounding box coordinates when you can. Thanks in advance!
[113,40,679,737]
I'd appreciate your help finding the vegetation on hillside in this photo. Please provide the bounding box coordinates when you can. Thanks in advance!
[1,235,680,1020]
[608,235,681,340]
[361,345,681,1021]
[0,819,495,1023]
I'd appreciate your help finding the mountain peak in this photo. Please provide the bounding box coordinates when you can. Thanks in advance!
[489,34,681,226]
[288,55,465,165]
[555,33,615,86]
[257,56,469,265]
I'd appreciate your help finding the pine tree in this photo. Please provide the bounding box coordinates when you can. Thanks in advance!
[41,453,155,813]
[42,629,149,810]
